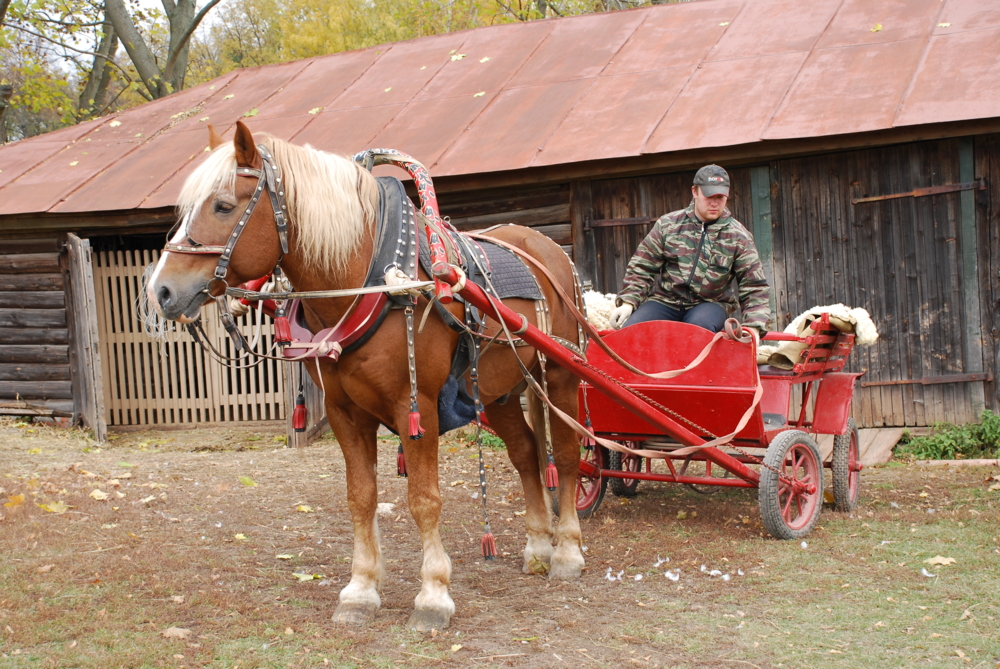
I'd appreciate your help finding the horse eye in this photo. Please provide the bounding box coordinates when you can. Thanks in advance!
[214,201,236,214]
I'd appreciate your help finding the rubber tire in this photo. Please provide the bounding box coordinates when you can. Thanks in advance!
[608,449,641,498]
[758,430,823,540]
[832,418,861,512]
[552,443,608,519]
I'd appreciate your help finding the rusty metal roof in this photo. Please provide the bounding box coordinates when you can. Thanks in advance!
[2,0,998,217]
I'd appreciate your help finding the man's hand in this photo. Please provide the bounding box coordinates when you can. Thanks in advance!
[610,303,634,330]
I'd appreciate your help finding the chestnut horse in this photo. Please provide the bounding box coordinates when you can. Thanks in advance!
[147,122,586,631]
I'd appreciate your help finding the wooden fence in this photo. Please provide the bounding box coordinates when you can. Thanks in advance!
[92,248,285,427]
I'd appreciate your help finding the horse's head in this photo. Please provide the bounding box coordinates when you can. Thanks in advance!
[147,121,285,322]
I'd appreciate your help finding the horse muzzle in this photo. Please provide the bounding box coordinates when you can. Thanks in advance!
[152,281,211,322]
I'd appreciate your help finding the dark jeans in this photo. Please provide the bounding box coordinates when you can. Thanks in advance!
[624,300,727,333]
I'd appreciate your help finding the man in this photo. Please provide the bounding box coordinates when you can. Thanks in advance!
[610,165,770,335]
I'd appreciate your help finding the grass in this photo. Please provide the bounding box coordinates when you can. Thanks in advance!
[1,418,999,667]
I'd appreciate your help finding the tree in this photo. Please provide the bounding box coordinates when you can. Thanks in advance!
[105,0,222,99]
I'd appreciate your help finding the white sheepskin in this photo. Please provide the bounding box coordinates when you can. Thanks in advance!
[758,303,878,368]
[583,290,617,331]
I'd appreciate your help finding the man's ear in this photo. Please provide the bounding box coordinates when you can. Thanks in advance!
[207,124,225,149]
[233,120,261,168]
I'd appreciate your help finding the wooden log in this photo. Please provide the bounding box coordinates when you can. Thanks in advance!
[449,203,570,231]
[0,291,65,309]
[0,274,64,291]
[532,223,572,245]
[440,189,569,220]
[0,364,71,381]
[0,398,74,416]
[0,345,69,364]
[0,328,69,345]
[0,380,73,399]
[0,253,61,274]
[0,309,67,328]
[0,238,60,254]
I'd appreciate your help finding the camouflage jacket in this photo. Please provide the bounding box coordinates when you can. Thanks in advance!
[616,204,771,330]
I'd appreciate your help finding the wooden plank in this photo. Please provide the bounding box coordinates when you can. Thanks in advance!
[958,137,986,415]
[0,364,71,381]
[65,233,107,442]
[974,134,999,414]
[0,238,60,254]
[749,165,776,324]
[0,291,66,309]
[569,180,594,286]
[860,428,905,466]
[439,189,568,220]
[0,309,67,328]
[0,381,73,399]
[0,274,64,291]
[0,328,68,345]
[0,253,61,274]
[0,345,68,364]
[449,203,570,230]
[0,398,74,416]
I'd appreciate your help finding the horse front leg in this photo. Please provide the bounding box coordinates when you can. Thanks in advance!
[401,408,455,631]
[484,399,555,575]
[327,406,385,625]
[530,367,585,580]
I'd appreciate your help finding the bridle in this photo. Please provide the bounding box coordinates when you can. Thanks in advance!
[164,144,291,297]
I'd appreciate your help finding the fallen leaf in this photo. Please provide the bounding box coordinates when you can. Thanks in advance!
[233,533,248,541]
[870,23,882,32]
[69,161,79,166]
[451,644,463,652]
[959,609,971,620]
[937,22,951,28]
[473,91,486,97]
[988,483,1000,491]
[162,627,192,640]
[292,572,324,581]
[285,627,294,635]
[924,556,956,566]
[140,495,157,504]
[171,596,184,604]
[90,489,109,501]
[514,510,526,516]
[296,505,314,513]
[223,94,234,99]
[276,554,295,560]
[919,492,929,497]
[450,480,466,487]
[36,564,55,573]
[956,649,966,658]
[308,107,322,114]
[37,501,70,514]
[4,494,25,508]
[109,120,122,127]
[117,462,135,468]
[450,53,466,61]
[239,476,257,487]
[243,108,258,117]
[384,87,392,92]
[676,511,688,520]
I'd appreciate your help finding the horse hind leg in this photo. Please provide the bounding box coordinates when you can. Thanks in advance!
[528,371,585,580]
[484,399,555,576]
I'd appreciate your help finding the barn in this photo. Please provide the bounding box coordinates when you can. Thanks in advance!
[1,0,998,440]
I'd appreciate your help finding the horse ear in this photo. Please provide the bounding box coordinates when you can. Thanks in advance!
[207,123,225,149]
[233,120,261,168]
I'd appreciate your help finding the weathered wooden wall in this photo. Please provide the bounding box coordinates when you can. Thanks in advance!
[573,136,997,428]
[0,236,72,415]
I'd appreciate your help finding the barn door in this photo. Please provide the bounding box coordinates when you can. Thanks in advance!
[65,233,108,442]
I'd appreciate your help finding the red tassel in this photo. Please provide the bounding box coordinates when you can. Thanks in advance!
[397,444,407,478]
[408,411,425,440]
[481,532,497,560]
[292,393,307,432]
[274,315,292,345]
[545,459,558,491]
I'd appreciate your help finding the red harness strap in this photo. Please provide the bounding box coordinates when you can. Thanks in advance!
[280,294,387,362]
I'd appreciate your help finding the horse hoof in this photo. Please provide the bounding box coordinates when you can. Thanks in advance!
[407,608,451,632]
[332,602,378,626]
[548,548,584,580]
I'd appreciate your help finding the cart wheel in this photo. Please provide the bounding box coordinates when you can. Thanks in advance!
[553,441,608,518]
[608,447,642,498]
[832,418,861,512]
[758,430,823,540]
[576,442,608,518]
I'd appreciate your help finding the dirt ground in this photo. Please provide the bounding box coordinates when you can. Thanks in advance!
[1,418,999,669]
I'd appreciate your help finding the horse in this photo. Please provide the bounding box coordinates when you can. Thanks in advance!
[146,121,587,631]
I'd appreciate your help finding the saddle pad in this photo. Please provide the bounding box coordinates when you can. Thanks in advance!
[418,231,544,301]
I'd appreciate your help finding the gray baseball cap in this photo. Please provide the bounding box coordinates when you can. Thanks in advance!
[693,164,730,196]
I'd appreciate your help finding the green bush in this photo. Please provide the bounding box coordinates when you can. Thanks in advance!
[896,410,1000,460]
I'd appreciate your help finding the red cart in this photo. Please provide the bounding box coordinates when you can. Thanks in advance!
[572,314,863,539]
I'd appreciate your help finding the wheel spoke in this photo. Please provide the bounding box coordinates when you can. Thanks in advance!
[782,490,794,518]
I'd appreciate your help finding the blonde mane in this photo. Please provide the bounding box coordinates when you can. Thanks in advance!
[176,134,378,275]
